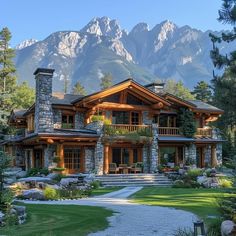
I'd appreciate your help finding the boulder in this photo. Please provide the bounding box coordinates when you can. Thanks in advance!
[18,177,52,183]
[16,171,27,178]
[197,176,208,185]
[60,178,78,187]
[84,173,95,183]
[46,184,61,190]
[221,220,236,236]
[22,189,45,200]
[4,177,16,185]
[12,205,26,216]
[47,173,60,180]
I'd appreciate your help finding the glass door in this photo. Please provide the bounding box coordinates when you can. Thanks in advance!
[112,148,130,166]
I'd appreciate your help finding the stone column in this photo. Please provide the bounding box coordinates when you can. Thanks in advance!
[216,143,223,166]
[94,137,104,175]
[34,68,55,133]
[84,147,95,173]
[184,144,196,165]
[204,145,211,168]
[150,124,158,173]
[44,145,56,168]
[142,145,149,173]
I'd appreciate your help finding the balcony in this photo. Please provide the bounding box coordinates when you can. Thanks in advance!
[104,124,152,136]
[158,127,181,136]
[196,128,212,137]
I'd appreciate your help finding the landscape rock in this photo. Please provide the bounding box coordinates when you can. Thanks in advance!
[18,177,52,183]
[22,189,45,200]
[84,173,95,183]
[12,205,26,216]
[60,178,79,187]
[47,173,60,180]
[16,171,27,178]
[221,220,236,236]
[4,177,16,184]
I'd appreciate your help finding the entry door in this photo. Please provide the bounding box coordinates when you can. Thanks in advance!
[64,147,81,173]
[34,150,43,169]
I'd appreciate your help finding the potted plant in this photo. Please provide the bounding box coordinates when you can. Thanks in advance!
[51,156,66,174]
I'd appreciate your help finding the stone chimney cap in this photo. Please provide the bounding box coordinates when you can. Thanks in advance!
[34,68,55,76]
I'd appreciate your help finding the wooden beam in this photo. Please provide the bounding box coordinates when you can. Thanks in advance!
[104,145,109,174]
[211,145,217,167]
[57,143,64,168]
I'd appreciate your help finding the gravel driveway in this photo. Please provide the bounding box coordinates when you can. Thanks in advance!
[22,187,198,236]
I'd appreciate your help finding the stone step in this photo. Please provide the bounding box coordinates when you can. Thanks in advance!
[96,178,170,182]
[102,182,172,187]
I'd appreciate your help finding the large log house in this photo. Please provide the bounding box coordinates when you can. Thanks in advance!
[4,68,224,175]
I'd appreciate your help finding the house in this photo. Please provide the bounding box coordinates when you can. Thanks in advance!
[4,68,224,175]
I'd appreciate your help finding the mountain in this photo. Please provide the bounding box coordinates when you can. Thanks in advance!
[14,17,235,93]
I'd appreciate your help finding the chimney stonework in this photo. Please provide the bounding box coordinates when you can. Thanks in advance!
[34,68,55,133]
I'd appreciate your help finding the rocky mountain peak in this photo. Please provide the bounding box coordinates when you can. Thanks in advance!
[81,16,123,39]
[15,39,38,50]
[130,23,149,35]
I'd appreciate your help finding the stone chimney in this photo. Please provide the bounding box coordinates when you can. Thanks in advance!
[145,82,165,94]
[34,68,55,133]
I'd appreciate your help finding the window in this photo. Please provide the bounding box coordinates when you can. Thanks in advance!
[159,115,168,127]
[131,112,139,125]
[62,114,74,129]
[127,93,146,105]
[160,147,176,165]
[104,93,120,103]
[112,111,129,124]
[64,147,80,170]
[153,115,159,124]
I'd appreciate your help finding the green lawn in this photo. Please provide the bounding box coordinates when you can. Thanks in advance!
[91,187,123,196]
[1,204,113,236]
[131,187,236,224]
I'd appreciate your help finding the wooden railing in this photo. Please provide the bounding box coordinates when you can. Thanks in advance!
[158,127,181,136]
[104,124,152,136]
[196,128,212,137]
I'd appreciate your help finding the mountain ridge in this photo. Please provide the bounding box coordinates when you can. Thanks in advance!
[14,16,235,93]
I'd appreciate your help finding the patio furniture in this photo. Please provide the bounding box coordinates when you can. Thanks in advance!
[131,162,142,173]
[109,163,119,174]
[119,164,130,174]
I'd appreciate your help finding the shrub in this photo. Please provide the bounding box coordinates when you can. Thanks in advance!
[173,180,185,188]
[53,174,66,182]
[91,115,103,122]
[40,168,49,176]
[44,187,58,200]
[52,167,66,172]
[186,168,203,181]
[27,168,49,177]
[103,119,111,125]
[90,180,100,189]
[219,178,233,188]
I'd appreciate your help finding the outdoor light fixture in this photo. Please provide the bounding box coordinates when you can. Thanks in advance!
[193,220,205,236]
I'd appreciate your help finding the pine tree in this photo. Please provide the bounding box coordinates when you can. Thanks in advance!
[209,0,236,162]
[192,81,212,103]
[100,73,113,90]
[72,81,87,95]
[0,27,17,127]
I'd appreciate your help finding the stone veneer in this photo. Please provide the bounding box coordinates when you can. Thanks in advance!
[184,144,196,165]
[142,145,149,173]
[34,68,54,133]
[142,111,152,125]
[84,147,95,173]
[44,145,57,168]
[150,124,158,173]
[53,109,62,129]
[204,145,211,167]
[75,112,85,129]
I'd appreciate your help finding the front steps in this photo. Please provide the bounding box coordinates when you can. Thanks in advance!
[95,173,172,187]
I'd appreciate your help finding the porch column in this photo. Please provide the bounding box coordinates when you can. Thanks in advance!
[211,144,217,167]
[57,143,64,168]
[104,145,109,174]
[150,124,158,173]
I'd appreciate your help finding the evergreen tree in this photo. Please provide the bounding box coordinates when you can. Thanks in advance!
[192,81,212,102]
[209,0,236,162]
[0,27,17,128]
[72,81,87,95]
[11,82,35,109]
[100,73,113,90]
[164,79,195,100]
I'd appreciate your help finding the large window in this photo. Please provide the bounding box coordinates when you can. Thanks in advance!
[62,114,74,129]
[160,147,176,165]
[64,147,80,170]
[112,111,129,124]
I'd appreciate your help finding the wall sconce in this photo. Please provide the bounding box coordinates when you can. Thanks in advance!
[194,220,205,236]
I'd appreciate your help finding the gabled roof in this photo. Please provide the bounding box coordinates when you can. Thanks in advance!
[187,100,224,113]
[72,78,171,107]
[163,93,197,108]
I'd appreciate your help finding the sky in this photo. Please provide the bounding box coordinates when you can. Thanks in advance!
[1,0,231,47]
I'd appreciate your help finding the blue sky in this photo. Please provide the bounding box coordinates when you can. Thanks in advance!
[1,0,230,47]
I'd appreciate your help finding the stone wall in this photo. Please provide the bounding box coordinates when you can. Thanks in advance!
[85,121,104,134]
[94,137,104,175]
[53,109,62,129]
[34,68,54,133]
[150,124,158,173]
[44,144,57,168]
[184,144,196,165]
[75,112,85,129]
[142,111,152,125]
[142,145,149,173]
[216,143,223,165]
[84,147,95,173]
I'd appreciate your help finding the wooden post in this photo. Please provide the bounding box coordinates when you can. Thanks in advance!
[104,145,109,174]
[57,143,64,168]
[129,149,134,164]
[211,145,217,167]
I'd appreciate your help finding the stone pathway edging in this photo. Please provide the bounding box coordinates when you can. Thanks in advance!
[21,187,198,236]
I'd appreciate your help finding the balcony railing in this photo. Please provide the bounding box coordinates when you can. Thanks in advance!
[196,128,212,137]
[104,124,152,136]
[158,127,181,136]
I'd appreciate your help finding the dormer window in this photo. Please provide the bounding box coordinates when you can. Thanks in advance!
[62,114,74,129]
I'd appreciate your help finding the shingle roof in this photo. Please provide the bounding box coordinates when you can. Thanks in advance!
[52,93,83,105]
[187,100,223,112]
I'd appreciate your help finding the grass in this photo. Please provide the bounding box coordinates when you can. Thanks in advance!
[91,187,123,196]
[1,204,113,236]
[131,187,236,225]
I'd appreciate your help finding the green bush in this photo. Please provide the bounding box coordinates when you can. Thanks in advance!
[57,188,91,199]
[40,168,49,176]
[27,168,49,177]
[91,115,103,122]
[44,187,58,200]
[186,168,203,180]
[90,180,101,189]
[219,178,233,188]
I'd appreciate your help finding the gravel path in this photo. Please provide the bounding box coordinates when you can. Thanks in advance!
[21,187,198,236]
